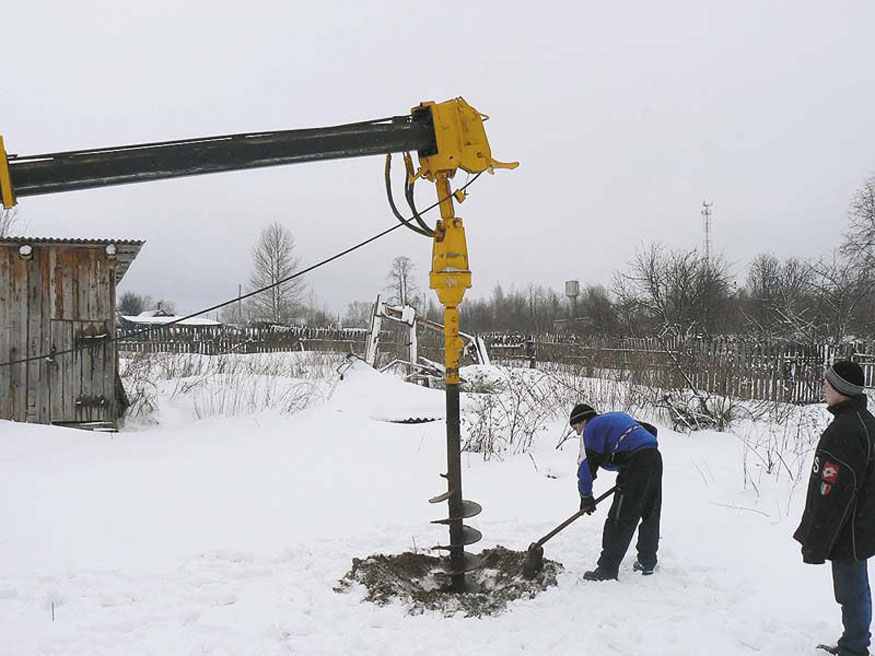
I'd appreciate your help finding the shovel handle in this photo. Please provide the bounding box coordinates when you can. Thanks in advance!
[536,485,618,547]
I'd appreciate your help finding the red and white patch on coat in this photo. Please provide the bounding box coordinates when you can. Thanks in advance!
[821,482,833,496]
[821,462,840,484]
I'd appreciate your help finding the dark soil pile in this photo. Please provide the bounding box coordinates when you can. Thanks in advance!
[334,545,563,617]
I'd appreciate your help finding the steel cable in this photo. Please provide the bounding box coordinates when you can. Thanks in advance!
[0,169,484,368]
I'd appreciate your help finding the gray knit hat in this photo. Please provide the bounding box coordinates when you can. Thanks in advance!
[569,403,598,426]
[825,360,865,397]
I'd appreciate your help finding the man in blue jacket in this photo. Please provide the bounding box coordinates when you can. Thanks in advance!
[794,360,875,656]
[571,403,662,581]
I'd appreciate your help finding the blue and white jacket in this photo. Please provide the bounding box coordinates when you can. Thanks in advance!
[577,412,659,496]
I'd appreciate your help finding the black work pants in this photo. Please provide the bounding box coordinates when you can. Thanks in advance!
[597,448,662,575]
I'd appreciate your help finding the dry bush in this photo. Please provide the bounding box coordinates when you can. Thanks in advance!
[191,376,322,419]
[461,364,659,459]
[654,389,738,432]
[462,369,564,459]
[118,353,161,423]
[119,351,341,422]
[733,402,826,500]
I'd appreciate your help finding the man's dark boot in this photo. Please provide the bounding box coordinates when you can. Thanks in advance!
[633,560,655,575]
[817,644,872,655]
[583,567,618,581]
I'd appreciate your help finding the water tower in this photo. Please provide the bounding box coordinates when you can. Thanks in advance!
[565,279,580,320]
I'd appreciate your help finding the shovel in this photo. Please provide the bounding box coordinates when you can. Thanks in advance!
[521,486,618,579]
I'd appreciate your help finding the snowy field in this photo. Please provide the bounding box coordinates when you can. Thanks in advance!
[0,354,856,655]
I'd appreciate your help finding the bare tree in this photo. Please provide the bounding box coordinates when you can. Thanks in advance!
[0,207,18,237]
[118,291,151,316]
[385,255,419,307]
[807,252,874,344]
[343,300,373,328]
[577,284,620,335]
[301,290,336,327]
[613,244,732,337]
[742,254,813,339]
[248,222,304,324]
[842,175,875,267]
[220,285,248,326]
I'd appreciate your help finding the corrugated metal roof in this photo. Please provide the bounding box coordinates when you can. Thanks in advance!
[0,236,144,245]
[0,236,144,283]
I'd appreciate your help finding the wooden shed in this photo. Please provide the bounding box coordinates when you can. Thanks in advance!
[0,237,143,428]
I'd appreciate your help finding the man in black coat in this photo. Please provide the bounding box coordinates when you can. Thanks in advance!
[794,360,875,656]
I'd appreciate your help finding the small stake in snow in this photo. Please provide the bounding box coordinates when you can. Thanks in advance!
[521,486,617,580]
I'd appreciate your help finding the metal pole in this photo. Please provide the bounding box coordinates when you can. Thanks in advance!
[445,377,465,591]
[429,173,474,593]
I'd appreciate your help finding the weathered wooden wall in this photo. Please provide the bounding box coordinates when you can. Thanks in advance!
[0,244,117,425]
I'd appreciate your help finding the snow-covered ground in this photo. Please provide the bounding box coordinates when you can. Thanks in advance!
[0,356,854,655]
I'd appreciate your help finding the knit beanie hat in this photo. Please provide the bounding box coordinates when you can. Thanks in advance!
[825,360,865,397]
[569,403,598,426]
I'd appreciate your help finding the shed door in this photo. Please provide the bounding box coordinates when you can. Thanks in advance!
[49,319,115,424]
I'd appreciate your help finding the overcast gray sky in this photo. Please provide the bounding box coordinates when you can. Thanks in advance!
[4,1,874,316]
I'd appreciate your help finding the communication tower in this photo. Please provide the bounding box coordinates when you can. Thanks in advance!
[701,201,713,263]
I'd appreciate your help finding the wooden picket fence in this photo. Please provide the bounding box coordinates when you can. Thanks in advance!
[117,324,875,405]
[117,324,373,356]
[488,334,875,405]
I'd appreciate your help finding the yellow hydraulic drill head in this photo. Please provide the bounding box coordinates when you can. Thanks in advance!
[411,97,518,183]
[0,137,15,209]
[429,176,472,309]
[428,172,472,385]
[413,99,517,385]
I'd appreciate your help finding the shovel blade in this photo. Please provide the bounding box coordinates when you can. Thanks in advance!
[521,542,545,580]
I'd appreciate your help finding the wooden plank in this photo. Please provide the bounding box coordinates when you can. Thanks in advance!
[82,251,95,424]
[91,247,111,423]
[48,246,63,423]
[70,248,80,320]
[98,249,112,422]
[52,245,64,319]
[72,319,86,423]
[49,319,73,422]
[10,248,28,421]
[64,318,76,423]
[108,261,118,424]
[91,249,108,423]
[59,247,73,320]
[25,245,42,422]
[60,249,76,422]
[55,249,71,420]
[0,246,11,419]
[75,251,89,424]
[39,248,53,423]
[92,320,106,423]
[82,249,99,423]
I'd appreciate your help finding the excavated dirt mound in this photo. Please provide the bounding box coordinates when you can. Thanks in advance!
[334,545,563,617]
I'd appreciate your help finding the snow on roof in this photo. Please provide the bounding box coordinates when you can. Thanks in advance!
[135,305,176,317]
[121,315,221,327]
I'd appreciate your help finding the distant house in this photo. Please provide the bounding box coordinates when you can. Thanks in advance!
[116,308,223,356]
[134,304,174,318]
[120,309,222,329]
[0,236,143,429]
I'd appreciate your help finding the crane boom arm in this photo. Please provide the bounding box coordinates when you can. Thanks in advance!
[0,98,517,210]
[0,113,436,203]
